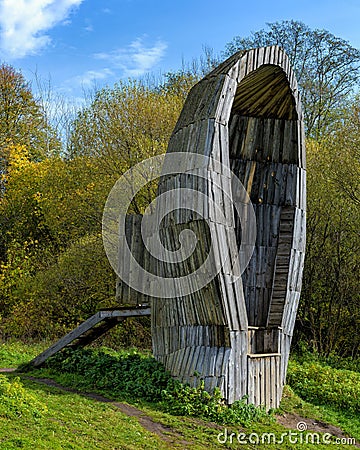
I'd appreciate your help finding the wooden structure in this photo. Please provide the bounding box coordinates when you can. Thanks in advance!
[144,46,305,409]
[29,305,150,367]
[31,46,305,411]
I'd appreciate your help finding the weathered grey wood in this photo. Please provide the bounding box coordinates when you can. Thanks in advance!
[30,305,150,367]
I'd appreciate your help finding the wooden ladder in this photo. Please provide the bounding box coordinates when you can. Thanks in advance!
[29,305,151,368]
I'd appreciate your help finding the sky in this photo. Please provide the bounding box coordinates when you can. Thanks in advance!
[0,0,360,103]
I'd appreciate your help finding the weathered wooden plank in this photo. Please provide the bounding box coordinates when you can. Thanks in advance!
[31,306,151,367]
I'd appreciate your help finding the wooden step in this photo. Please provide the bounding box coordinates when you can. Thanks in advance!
[29,305,151,367]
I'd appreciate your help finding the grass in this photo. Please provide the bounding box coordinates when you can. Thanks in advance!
[279,385,360,443]
[0,375,172,450]
[0,341,358,449]
[0,341,47,368]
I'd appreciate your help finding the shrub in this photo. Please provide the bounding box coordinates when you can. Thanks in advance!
[287,360,360,413]
[162,379,270,426]
[44,347,271,425]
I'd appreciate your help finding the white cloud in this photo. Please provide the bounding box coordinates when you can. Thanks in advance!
[74,68,114,87]
[95,37,167,77]
[0,0,83,59]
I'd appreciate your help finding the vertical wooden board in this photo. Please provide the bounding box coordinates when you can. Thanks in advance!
[283,291,301,336]
[214,346,224,377]
[190,346,202,377]
[240,330,248,397]
[227,59,240,82]
[231,332,240,400]
[208,346,217,377]
[280,333,292,386]
[277,355,283,407]
[295,252,305,292]
[180,346,193,383]
[264,358,271,409]
[183,345,196,381]
[300,122,306,169]
[218,76,238,124]
[255,359,261,406]
[242,117,259,160]
[226,334,235,403]
[256,46,265,68]
[262,118,273,161]
[269,120,279,162]
[245,50,254,78]
[298,167,307,210]
[293,207,306,252]
[213,122,231,171]
[259,357,265,407]
[285,164,297,206]
[201,346,212,376]
[270,357,276,409]
[237,51,249,82]
[246,357,254,405]
[167,351,176,374]
[230,275,248,331]
[225,347,235,404]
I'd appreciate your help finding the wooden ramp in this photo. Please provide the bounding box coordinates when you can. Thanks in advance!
[29,305,151,368]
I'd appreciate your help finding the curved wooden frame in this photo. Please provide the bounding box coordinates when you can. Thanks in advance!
[151,46,306,409]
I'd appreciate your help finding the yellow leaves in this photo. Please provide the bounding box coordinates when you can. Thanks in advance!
[33,191,42,201]
[6,143,31,172]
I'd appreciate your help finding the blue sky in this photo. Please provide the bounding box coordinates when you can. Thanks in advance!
[0,0,360,102]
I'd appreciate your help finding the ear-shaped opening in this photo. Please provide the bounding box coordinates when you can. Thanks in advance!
[228,65,300,349]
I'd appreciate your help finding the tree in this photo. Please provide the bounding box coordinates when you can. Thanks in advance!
[68,79,184,161]
[326,100,360,207]
[67,79,186,213]
[0,63,60,193]
[224,21,360,138]
[0,149,117,328]
[296,115,360,356]
[1,233,116,340]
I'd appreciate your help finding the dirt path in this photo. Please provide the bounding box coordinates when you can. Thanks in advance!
[1,368,358,448]
[276,412,359,447]
[26,376,192,448]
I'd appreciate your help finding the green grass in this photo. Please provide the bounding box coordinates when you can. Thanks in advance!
[279,385,360,443]
[2,373,353,450]
[0,341,47,368]
[0,341,358,449]
[26,346,272,426]
[287,360,360,413]
[0,375,173,450]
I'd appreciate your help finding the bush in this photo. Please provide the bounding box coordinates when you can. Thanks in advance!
[2,234,116,340]
[44,347,271,425]
[162,379,270,426]
[47,347,170,402]
[287,360,360,413]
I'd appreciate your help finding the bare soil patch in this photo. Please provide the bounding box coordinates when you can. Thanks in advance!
[276,412,359,447]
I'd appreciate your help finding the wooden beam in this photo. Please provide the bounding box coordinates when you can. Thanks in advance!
[29,305,151,367]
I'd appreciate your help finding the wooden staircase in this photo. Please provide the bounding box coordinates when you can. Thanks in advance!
[29,305,151,368]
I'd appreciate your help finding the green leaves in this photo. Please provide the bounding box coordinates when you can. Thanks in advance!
[287,360,360,413]
[44,347,271,426]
